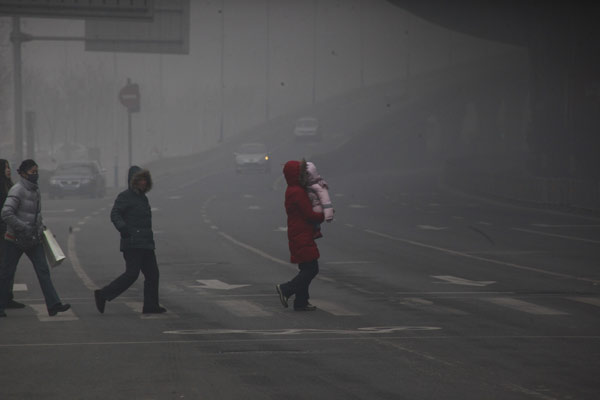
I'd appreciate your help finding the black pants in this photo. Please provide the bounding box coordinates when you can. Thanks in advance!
[280,259,319,308]
[98,248,160,310]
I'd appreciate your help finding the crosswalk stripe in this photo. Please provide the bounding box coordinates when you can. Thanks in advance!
[399,297,469,315]
[13,283,27,291]
[486,297,568,315]
[124,302,177,319]
[30,304,78,322]
[215,300,272,317]
[567,297,600,308]
[312,300,361,316]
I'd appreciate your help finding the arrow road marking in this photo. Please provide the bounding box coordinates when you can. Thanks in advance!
[192,279,250,290]
[432,275,496,287]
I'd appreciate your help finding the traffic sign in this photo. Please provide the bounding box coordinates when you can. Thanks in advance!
[119,82,140,113]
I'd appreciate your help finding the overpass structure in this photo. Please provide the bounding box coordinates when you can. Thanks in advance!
[390,1,600,180]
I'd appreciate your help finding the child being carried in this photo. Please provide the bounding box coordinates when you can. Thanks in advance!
[302,160,334,239]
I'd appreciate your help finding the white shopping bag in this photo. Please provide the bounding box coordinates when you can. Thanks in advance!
[43,229,66,268]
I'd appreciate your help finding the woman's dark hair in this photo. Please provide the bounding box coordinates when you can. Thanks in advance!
[17,159,37,174]
[0,159,13,195]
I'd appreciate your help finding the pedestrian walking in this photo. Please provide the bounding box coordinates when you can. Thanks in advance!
[94,166,166,314]
[0,159,25,309]
[276,160,325,311]
[0,159,70,317]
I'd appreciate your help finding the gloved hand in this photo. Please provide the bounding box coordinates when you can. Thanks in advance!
[118,227,131,239]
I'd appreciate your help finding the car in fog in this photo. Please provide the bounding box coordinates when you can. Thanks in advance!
[293,116,321,140]
[48,161,106,199]
[234,143,271,174]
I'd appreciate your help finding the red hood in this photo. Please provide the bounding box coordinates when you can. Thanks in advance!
[283,160,301,186]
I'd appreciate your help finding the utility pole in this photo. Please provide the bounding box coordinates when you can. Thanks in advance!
[218,2,225,143]
[10,16,27,162]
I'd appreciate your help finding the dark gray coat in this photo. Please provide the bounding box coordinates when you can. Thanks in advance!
[1,177,44,248]
[110,166,155,252]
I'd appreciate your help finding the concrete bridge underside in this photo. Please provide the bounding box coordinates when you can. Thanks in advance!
[390,0,600,179]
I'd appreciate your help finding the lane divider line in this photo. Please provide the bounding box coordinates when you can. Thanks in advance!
[364,228,600,284]
[512,227,600,244]
[67,233,99,291]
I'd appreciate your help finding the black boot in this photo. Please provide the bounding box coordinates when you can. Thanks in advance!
[48,303,71,316]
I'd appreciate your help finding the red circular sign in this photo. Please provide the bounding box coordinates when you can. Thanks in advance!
[119,83,140,112]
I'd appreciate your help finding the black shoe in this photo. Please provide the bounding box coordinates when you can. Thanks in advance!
[294,303,317,311]
[142,306,167,314]
[6,299,26,309]
[0,310,6,317]
[48,303,71,316]
[276,284,288,308]
[94,290,106,314]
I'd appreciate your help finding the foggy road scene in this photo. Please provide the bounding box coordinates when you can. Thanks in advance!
[0,1,599,399]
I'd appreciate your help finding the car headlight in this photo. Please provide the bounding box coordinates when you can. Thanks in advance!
[264,155,269,161]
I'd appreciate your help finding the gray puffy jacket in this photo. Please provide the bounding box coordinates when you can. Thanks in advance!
[1,177,44,248]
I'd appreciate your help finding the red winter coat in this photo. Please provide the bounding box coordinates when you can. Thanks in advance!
[283,161,324,264]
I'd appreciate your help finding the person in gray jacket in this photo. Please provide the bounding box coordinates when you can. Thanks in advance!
[94,166,165,314]
[0,159,70,317]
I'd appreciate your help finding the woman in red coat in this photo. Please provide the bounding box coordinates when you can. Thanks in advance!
[276,160,324,311]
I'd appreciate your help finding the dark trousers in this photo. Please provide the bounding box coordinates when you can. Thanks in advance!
[98,248,160,310]
[280,259,319,307]
[0,241,61,312]
[0,237,15,301]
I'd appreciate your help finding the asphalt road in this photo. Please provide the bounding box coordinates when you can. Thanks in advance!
[1,127,599,399]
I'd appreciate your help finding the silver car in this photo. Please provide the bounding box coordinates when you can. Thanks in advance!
[293,116,321,140]
[234,143,271,174]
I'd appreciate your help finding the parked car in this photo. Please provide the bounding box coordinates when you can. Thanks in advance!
[234,143,271,174]
[293,116,321,140]
[48,161,106,198]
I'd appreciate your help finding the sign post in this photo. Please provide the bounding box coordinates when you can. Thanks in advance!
[119,79,140,167]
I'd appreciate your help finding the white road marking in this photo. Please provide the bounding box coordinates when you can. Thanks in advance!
[13,283,27,291]
[77,221,85,225]
[193,279,250,290]
[218,231,290,267]
[348,204,367,209]
[210,225,219,230]
[512,227,600,244]
[248,205,261,210]
[274,227,287,232]
[398,297,469,315]
[366,228,600,284]
[417,225,448,231]
[163,326,442,336]
[30,304,78,322]
[151,207,159,212]
[432,275,496,287]
[478,221,492,226]
[324,261,374,265]
[486,297,568,315]
[167,195,182,200]
[312,300,360,316]
[124,302,175,319]
[344,224,354,228]
[567,297,600,308]
[532,223,600,228]
[67,233,98,290]
[44,209,76,213]
[72,227,81,232]
[215,300,272,317]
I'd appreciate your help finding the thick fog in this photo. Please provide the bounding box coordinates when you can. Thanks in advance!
[1,1,597,212]
[0,1,527,183]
